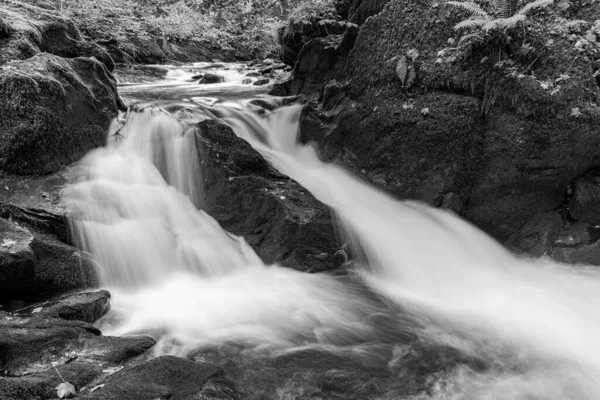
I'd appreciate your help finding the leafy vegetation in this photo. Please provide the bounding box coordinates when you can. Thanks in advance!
[16,0,333,59]
[445,0,554,61]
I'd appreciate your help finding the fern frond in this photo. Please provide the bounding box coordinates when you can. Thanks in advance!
[458,32,484,46]
[446,1,490,17]
[518,0,553,15]
[482,18,502,31]
[454,17,489,30]
[563,20,589,28]
[500,14,526,29]
[499,0,511,18]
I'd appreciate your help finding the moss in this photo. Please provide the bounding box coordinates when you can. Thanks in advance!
[0,54,118,175]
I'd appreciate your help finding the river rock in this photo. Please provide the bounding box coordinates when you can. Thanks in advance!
[35,290,110,323]
[506,212,564,257]
[81,356,229,400]
[245,71,262,77]
[0,362,103,400]
[0,305,103,376]
[0,217,98,302]
[252,78,270,86]
[199,73,225,84]
[0,53,121,175]
[195,120,344,272]
[568,167,600,225]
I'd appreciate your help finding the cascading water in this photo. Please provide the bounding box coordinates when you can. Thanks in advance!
[64,63,600,399]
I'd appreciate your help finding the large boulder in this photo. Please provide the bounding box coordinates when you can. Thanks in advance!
[195,120,344,272]
[0,217,98,302]
[0,53,121,175]
[289,0,600,240]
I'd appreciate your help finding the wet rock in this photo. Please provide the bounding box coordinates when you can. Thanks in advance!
[0,313,101,376]
[191,74,204,80]
[0,203,68,242]
[75,335,156,365]
[569,167,600,225]
[199,74,225,84]
[35,291,110,324]
[268,80,293,96]
[440,192,464,215]
[506,212,564,257]
[82,356,226,400]
[551,223,600,265]
[0,218,98,302]
[252,78,270,86]
[196,121,343,272]
[0,219,36,301]
[0,362,103,400]
[0,53,120,175]
[245,71,262,77]
[241,78,252,85]
[289,29,358,94]
[259,63,287,74]
[114,64,170,83]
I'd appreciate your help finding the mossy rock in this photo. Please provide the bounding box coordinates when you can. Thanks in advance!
[0,53,120,175]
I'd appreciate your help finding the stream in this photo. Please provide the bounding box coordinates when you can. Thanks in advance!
[64,62,600,399]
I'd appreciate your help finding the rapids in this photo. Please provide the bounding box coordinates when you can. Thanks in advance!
[64,63,600,399]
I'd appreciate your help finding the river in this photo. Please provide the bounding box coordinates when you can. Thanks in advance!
[64,62,600,399]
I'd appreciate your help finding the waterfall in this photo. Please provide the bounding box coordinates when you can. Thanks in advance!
[215,103,600,399]
[64,70,600,398]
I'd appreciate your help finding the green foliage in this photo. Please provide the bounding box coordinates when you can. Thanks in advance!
[446,0,553,60]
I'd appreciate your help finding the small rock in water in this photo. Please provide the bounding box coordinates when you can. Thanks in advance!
[199,74,225,84]
[191,74,204,80]
[245,72,262,77]
[253,78,270,86]
[241,78,252,85]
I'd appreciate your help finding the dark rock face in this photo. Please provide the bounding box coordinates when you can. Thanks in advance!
[569,167,600,225]
[199,73,226,84]
[82,356,228,400]
[0,217,98,302]
[279,11,358,66]
[280,0,600,241]
[195,120,343,272]
[289,28,358,95]
[0,53,120,175]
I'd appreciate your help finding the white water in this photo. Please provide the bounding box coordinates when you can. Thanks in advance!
[64,68,600,398]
